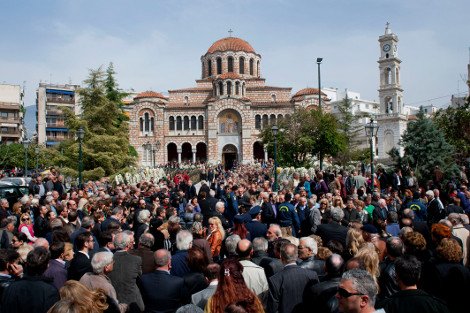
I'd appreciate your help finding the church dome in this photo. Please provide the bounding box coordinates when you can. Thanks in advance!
[135,91,166,100]
[207,37,255,54]
[293,88,326,97]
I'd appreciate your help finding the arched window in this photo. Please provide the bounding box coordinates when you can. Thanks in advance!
[169,116,175,131]
[270,114,276,124]
[262,114,268,128]
[235,82,240,95]
[277,114,283,120]
[228,57,233,72]
[144,113,150,131]
[217,58,222,75]
[242,83,246,96]
[257,61,260,77]
[198,115,204,130]
[184,96,189,105]
[272,94,276,102]
[239,57,245,74]
[385,68,392,85]
[176,116,182,131]
[219,82,224,95]
[191,116,196,130]
[255,115,261,129]
[250,59,254,75]
[183,116,189,130]
[208,60,212,76]
[150,117,154,131]
[227,81,232,96]
[140,118,143,132]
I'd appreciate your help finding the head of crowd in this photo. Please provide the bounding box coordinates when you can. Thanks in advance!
[0,162,468,313]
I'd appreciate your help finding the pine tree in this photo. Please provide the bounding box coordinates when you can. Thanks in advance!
[335,95,365,164]
[53,65,136,180]
[390,107,459,182]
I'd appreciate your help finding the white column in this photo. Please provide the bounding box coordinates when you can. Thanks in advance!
[177,148,182,164]
[264,144,268,162]
[192,149,196,164]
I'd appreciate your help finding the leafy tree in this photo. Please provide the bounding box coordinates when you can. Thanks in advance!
[52,64,136,181]
[259,108,345,168]
[335,95,366,165]
[0,143,52,172]
[389,107,459,182]
[434,100,470,163]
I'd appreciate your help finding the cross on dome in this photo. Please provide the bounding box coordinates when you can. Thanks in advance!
[228,29,233,37]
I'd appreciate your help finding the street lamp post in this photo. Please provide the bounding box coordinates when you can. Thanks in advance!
[23,139,30,177]
[154,140,161,168]
[35,146,39,175]
[365,118,379,192]
[76,128,85,189]
[317,57,324,171]
[271,126,279,192]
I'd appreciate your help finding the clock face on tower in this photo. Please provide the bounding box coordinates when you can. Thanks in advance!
[383,44,391,52]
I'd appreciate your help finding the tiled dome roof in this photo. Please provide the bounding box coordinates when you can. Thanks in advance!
[207,37,255,54]
[135,91,166,99]
[293,88,326,97]
[217,72,243,80]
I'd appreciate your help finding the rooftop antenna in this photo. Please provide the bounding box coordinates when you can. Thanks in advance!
[228,29,233,37]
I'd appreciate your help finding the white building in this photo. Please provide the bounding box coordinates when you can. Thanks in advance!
[0,84,25,145]
[36,83,81,146]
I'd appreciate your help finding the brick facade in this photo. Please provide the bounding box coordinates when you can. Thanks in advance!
[129,37,324,168]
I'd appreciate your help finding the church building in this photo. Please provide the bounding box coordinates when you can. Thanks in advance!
[129,36,326,169]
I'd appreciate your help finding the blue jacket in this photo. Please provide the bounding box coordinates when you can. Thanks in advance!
[226,192,239,215]
[406,200,428,222]
[277,201,300,232]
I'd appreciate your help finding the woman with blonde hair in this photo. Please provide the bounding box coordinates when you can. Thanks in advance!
[318,199,331,223]
[332,196,344,209]
[207,216,225,261]
[355,243,380,290]
[58,280,109,313]
[19,213,37,243]
[344,228,365,261]
[77,198,90,215]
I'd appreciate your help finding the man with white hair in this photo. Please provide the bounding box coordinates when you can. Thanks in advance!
[372,198,388,221]
[448,213,470,265]
[170,230,193,277]
[298,236,325,278]
[80,251,128,313]
[108,231,144,311]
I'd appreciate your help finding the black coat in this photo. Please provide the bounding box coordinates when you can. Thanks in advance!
[261,202,276,225]
[68,251,92,281]
[382,289,449,313]
[268,264,319,313]
[316,221,348,248]
[1,275,60,313]
[307,276,341,313]
[140,270,187,313]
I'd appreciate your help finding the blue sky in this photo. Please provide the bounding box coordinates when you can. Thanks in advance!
[1,0,469,119]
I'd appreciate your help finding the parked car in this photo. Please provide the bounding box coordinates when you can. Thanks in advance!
[0,183,30,208]
[0,177,31,187]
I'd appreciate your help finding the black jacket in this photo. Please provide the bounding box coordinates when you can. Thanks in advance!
[140,270,187,313]
[382,289,449,313]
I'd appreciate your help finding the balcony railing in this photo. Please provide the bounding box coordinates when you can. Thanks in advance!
[46,136,70,142]
[46,123,68,129]
[46,97,75,104]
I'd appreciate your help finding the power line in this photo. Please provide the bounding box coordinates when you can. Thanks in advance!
[406,91,468,106]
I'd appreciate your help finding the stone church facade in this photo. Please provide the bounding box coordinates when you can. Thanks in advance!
[129,36,325,168]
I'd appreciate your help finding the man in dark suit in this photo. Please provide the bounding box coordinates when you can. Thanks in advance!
[244,206,268,240]
[316,207,348,248]
[70,216,99,253]
[198,180,210,197]
[44,241,68,291]
[260,192,277,225]
[141,249,188,312]
[108,231,144,312]
[68,231,93,281]
[191,263,220,310]
[207,190,218,212]
[267,242,319,313]
[101,206,125,232]
[130,233,155,274]
[265,239,289,278]
[225,186,239,227]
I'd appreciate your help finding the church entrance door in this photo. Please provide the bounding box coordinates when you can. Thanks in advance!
[222,144,238,170]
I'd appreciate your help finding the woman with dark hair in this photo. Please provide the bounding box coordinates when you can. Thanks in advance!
[205,259,264,313]
[182,247,209,301]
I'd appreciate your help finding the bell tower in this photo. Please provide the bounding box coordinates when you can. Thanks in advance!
[378,22,403,114]
[376,23,407,159]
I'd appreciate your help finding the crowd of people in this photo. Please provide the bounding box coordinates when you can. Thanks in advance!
[0,162,469,313]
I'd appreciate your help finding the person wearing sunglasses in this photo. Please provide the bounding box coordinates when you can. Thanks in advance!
[336,269,384,313]
[18,213,37,244]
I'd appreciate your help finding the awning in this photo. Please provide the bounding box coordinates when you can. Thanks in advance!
[46,89,74,95]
